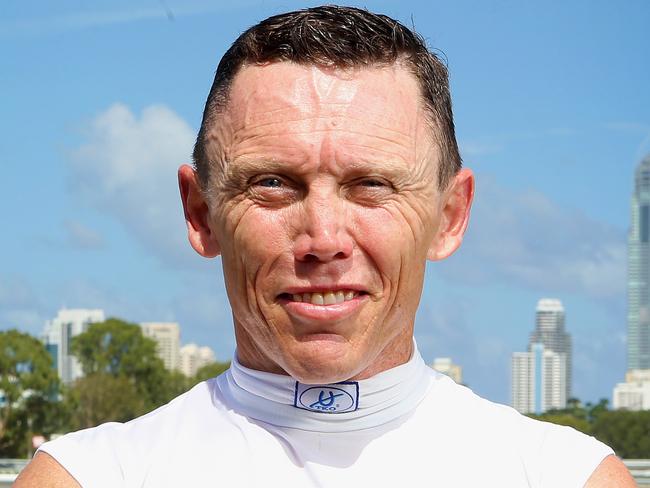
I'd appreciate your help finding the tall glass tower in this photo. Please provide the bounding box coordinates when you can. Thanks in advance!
[628,155,650,370]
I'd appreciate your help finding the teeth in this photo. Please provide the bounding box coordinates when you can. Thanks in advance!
[288,290,359,305]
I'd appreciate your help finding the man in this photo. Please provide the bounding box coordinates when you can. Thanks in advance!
[16,6,634,487]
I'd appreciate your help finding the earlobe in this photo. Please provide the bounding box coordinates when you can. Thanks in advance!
[427,168,474,261]
[178,164,221,258]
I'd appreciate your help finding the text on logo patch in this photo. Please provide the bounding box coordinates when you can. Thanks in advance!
[293,382,359,413]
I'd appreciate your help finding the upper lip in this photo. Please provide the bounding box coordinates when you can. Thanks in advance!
[278,284,367,296]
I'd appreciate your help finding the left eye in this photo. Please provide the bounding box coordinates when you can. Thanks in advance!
[359,179,387,188]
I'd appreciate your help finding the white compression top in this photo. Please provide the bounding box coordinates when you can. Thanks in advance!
[39,348,613,488]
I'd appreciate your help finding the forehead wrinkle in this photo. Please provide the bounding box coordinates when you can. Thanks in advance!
[221,62,435,182]
[230,66,340,131]
[340,142,411,165]
[230,64,419,134]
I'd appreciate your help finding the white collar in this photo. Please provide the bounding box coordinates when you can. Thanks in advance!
[217,344,432,432]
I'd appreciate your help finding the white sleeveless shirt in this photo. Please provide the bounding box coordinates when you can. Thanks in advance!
[39,349,612,487]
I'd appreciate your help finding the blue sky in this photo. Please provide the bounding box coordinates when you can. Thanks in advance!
[2,0,649,405]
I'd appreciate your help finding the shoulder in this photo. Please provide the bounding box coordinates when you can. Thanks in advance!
[584,455,636,488]
[417,375,617,487]
[29,377,237,488]
[13,451,80,488]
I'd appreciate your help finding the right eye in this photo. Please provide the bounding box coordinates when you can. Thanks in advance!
[248,175,299,206]
[255,177,283,188]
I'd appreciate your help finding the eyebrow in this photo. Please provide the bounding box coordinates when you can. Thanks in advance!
[223,158,304,183]
[224,156,413,184]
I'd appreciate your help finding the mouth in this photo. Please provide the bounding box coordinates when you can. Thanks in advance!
[277,289,366,306]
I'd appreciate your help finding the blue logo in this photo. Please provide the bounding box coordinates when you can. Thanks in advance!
[294,383,359,413]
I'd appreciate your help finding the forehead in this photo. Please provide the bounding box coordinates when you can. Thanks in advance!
[224,62,428,140]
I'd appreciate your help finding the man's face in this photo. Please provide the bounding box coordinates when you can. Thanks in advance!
[181,62,472,383]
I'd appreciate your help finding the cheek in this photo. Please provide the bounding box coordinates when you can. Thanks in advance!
[227,206,298,280]
[351,206,422,270]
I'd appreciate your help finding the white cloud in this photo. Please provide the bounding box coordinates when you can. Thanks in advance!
[439,175,626,301]
[69,103,201,267]
[64,220,104,249]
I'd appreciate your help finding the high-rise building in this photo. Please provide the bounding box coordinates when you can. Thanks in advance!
[141,322,181,371]
[42,308,105,384]
[613,370,650,410]
[529,298,572,401]
[511,299,571,414]
[628,155,650,370]
[180,343,216,377]
[431,357,463,384]
[512,343,567,414]
[611,156,650,410]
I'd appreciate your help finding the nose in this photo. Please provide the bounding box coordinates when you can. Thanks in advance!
[293,192,353,263]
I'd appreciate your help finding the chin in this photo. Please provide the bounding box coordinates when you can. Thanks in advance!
[283,339,364,384]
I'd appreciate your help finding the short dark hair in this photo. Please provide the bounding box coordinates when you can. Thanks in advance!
[193,5,461,190]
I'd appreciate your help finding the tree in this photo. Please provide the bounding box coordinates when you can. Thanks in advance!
[71,318,168,408]
[0,329,62,457]
[592,410,650,458]
[158,370,191,404]
[530,413,591,435]
[587,398,609,423]
[66,373,146,430]
[192,361,231,384]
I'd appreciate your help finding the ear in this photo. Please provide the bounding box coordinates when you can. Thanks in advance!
[427,168,474,261]
[178,164,220,258]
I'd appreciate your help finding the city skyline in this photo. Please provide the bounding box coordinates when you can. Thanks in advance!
[2,1,650,405]
[41,308,217,382]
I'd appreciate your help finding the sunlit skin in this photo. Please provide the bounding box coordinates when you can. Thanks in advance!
[179,62,474,384]
[11,62,638,488]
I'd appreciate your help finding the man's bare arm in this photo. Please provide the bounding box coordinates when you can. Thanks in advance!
[584,455,636,488]
[13,451,80,488]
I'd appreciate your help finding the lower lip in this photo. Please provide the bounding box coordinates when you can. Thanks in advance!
[279,294,368,322]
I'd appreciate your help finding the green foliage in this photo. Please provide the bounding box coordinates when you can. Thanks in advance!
[0,324,234,453]
[192,361,230,384]
[70,318,168,411]
[592,410,650,459]
[65,373,146,430]
[158,370,191,404]
[71,318,161,378]
[0,329,62,457]
[529,397,650,458]
[530,412,592,434]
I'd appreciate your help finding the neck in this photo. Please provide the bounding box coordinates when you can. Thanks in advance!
[217,341,432,432]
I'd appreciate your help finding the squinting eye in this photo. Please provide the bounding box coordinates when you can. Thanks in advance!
[256,177,283,188]
[360,179,387,188]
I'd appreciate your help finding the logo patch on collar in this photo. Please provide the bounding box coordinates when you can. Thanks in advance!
[293,381,359,413]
